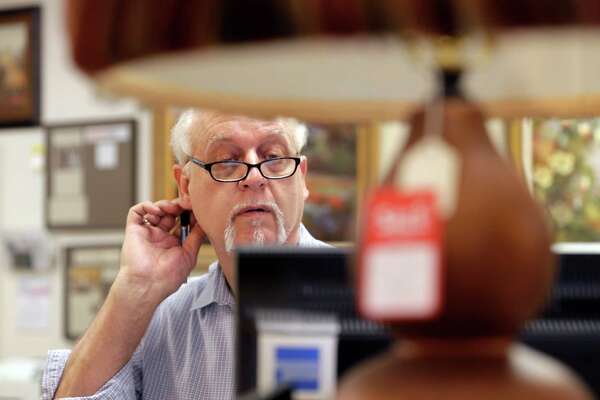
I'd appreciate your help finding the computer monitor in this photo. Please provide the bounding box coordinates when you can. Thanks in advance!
[235,247,391,398]
[236,247,600,398]
[520,250,600,396]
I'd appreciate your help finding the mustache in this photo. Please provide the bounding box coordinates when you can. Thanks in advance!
[227,201,283,224]
[224,201,288,253]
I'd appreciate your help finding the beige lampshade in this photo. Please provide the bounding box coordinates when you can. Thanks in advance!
[67,1,600,122]
[87,27,600,122]
[94,36,435,123]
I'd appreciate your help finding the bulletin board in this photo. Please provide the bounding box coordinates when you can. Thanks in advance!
[45,120,136,229]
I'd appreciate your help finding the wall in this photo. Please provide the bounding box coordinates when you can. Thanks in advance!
[0,0,151,358]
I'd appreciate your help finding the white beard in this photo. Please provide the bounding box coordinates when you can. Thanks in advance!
[224,201,288,253]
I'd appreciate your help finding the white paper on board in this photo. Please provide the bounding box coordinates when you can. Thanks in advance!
[48,195,89,225]
[52,168,83,196]
[95,142,119,170]
[15,276,50,331]
[84,124,131,143]
[51,129,82,148]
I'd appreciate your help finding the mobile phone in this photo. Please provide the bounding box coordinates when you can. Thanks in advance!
[180,210,191,283]
[180,210,190,245]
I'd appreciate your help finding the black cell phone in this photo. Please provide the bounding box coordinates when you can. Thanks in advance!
[180,210,192,283]
[180,210,190,245]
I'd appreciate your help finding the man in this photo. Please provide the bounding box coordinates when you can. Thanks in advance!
[42,110,328,399]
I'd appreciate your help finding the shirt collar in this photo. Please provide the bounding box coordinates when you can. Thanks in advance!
[297,223,330,248]
[191,262,235,311]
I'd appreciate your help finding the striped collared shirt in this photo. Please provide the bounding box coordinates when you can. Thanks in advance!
[42,225,329,400]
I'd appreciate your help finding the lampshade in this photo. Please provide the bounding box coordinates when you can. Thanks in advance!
[67,0,600,122]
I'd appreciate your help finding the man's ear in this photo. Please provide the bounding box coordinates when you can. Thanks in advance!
[300,156,309,200]
[173,164,193,209]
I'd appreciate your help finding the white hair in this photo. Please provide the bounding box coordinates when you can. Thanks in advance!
[170,109,308,165]
[170,109,197,166]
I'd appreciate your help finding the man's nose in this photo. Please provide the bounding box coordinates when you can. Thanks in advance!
[239,160,267,191]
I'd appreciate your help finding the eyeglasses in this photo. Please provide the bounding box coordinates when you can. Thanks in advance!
[190,156,301,183]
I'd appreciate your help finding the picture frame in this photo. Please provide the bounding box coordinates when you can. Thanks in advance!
[533,118,600,243]
[508,117,600,243]
[0,6,41,127]
[302,123,361,242]
[45,119,137,230]
[64,244,121,340]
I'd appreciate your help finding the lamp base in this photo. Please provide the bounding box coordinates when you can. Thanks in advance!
[337,341,593,400]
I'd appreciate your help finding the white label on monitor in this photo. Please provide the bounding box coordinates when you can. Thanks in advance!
[257,332,338,400]
[363,243,439,319]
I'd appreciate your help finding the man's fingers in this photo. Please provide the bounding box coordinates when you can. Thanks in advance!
[128,201,165,224]
[128,200,188,228]
[142,213,161,226]
[156,214,177,232]
[139,214,179,238]
[155,199,184,215]
[182,224,205,260]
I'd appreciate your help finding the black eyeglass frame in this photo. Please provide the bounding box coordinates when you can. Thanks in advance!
[190,156,302,183]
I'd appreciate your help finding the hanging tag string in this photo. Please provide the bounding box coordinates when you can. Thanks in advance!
[423,80,445,140]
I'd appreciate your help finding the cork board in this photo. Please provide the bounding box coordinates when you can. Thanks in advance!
[46,120,136,229]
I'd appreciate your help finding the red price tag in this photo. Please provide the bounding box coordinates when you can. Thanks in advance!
[358,187,444,321]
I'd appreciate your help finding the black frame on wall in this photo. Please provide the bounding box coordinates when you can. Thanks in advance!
[63,244,121,340]
[0,6,41,127]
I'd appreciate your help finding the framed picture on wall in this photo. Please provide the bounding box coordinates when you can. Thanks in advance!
[530,118,600,243]
[302,123,359,243]
[0,7,40,127]
[64,245,121,340]
[45,120,137,230]
[510,117,600,243]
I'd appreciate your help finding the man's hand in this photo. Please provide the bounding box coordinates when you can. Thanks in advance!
[115,199,205,305]
[54,199,204,398]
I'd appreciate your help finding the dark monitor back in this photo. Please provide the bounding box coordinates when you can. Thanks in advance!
[235,247,391,395]
[520,251,600,397]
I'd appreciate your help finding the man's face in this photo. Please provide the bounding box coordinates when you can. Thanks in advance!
[183,114,308,253]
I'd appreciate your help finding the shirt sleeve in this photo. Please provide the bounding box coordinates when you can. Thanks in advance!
[41,348,141,400]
